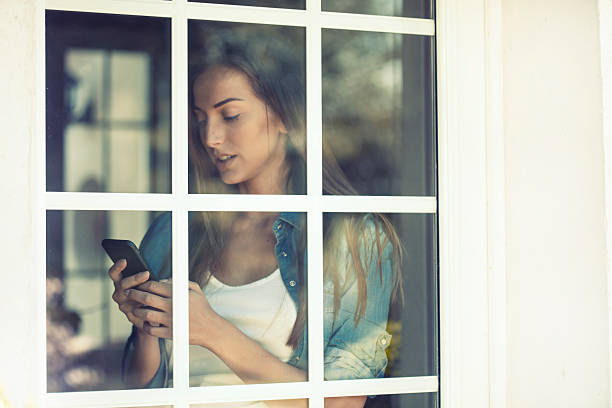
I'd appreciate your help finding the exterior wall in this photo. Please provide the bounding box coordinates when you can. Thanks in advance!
[502,0,610,406]
[0,0,38,407]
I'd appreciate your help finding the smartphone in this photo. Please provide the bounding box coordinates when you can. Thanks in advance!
[101,239,154,280]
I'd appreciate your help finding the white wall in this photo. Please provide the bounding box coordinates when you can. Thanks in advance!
[0,0,38,406]
[502,0,610,406]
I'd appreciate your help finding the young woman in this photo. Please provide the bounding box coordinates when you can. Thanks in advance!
[108,37,403,408]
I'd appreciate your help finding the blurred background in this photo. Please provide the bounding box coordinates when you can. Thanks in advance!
[322,28,435,196]
[46,11,171,194]
[45,10,172,392]
[46,210,168,392]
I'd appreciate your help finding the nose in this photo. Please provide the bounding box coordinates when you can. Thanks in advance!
[203,120,224,149]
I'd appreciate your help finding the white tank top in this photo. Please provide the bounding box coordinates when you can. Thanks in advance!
[165,268,297,399]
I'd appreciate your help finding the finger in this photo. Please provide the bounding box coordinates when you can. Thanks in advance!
[188,281,201,291]
[142,321,172,339]
[133,306,172,327]
[108,259,127,282]
[128,289,172,312]
[119,301,144,317]
[118,271,151,291]
[125,311,145,328]
[138,280,172,298]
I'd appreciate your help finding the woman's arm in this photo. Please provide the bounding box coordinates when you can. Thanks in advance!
[130,281,366,408]
[131,281,307,383]
[108,260,164,387]
[124,327,162,387]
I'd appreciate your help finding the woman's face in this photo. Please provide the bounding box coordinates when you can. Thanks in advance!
[192,66,288,194]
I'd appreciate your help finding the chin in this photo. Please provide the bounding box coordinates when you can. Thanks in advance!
[219,173,242,186]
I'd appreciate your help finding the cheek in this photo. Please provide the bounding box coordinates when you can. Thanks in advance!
[203,146,215,162]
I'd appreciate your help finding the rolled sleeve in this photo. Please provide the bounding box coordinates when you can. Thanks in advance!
[324,317,392,380]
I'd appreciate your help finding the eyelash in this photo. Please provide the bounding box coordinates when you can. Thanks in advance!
[224,113,240,122]
[195,113,240,129]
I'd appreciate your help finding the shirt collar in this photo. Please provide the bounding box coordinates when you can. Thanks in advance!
[278,212,302,229]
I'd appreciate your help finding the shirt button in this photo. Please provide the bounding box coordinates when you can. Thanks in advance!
[289,280,296,287]
[282,251,287,257]
[380,338,387,345]
[276,224,282,230]
[295,356,300,361]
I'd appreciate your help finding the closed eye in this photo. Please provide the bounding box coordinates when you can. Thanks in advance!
[224,113,240,122]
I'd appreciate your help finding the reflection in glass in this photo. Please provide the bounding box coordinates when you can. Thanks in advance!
[188,21,306,195]
[322,30,435,196]
[323,0,432,19]
[323,213,437,380]
[46,210,171,392]
[188,0,305,9]
[326,393,437,408]
[185,212,307,387]
[46,11,171,193]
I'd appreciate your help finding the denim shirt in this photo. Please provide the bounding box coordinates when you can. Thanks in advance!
[122,211,394,386]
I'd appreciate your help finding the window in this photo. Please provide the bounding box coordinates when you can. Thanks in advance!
[39,1,492,407]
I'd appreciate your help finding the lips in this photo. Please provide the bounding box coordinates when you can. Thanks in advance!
[215,154,237,170]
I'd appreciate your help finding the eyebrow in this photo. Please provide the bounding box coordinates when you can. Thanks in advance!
[213,97,244,109]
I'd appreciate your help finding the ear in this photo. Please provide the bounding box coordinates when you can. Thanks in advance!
[273,114,288,135]
[266,105,288,135]
[279,121,288,135]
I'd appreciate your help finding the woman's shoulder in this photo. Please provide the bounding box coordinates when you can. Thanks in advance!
[326,213,395,283]
[139,212,172,279]
[341,213,393,257]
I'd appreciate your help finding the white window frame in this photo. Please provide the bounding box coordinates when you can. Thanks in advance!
[599,0,612,403]
[30,0,504,407]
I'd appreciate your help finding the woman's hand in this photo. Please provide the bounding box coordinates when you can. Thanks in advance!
[108,259,153,332]
[127,279,173,339]
[109,260,164,387]
[188,280,220,348]
[128,280,219,347]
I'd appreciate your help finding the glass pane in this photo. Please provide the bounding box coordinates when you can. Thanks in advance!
[46,11,171,193]
[326,393,437,408]
[188,21,306,195]
[323,213,437,380]
[187,212,307,387]
[323,0,432,19]
[322,30,435,196]
[47,210,172,392]
[188,0,305,9]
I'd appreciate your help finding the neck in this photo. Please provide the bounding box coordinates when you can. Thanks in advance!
[232,212,280,233]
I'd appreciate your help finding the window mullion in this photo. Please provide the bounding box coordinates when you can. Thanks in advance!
[171,0,190,403]
[306,1,323,408]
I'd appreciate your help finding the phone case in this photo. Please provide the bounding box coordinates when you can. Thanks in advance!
[101,239,152,279]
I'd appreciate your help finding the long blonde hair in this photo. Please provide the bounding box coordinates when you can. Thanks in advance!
[187,42,403,348]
